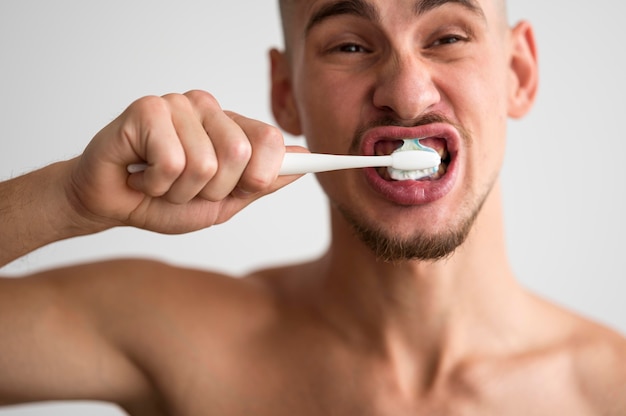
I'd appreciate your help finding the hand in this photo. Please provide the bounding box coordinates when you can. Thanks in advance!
[68,90,304,234]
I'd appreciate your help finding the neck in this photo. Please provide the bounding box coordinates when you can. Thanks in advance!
[307,182,527,383]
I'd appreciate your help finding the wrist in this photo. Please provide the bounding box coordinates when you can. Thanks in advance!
[0,160,110,267]
[58,158,117,237]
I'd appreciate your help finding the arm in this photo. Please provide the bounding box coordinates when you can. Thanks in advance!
[0,90,304,267]
[0,258,264,411]
[0,160,102,267]
[0,260,159,408]
[0,90,305,406]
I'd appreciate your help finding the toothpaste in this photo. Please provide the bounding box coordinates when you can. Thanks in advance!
[388,139,440,181]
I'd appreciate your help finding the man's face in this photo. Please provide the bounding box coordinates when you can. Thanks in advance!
[275,0,532,260]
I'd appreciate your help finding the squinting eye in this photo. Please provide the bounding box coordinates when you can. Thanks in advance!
[336,43,369,53]
[433,35,464,46]
[431,35,465,47]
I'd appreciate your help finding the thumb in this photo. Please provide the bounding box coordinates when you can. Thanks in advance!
[266,144,311,191]
[231,144,309,200]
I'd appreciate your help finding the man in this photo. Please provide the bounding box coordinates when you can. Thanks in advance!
[1,0,625,415]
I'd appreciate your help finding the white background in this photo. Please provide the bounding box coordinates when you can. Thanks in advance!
[1,1,624,414]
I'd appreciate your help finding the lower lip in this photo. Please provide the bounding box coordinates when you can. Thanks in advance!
[363,157,457,205]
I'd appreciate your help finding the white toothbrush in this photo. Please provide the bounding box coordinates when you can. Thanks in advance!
[126,150,440,176]
[278,150,440,175]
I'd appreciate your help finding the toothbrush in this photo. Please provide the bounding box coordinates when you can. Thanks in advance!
[386,139,441,180]
[278,150,439,175]
[126,149,440,176]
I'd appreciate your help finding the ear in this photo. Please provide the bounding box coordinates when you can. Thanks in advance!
[270,48,302,135]
[507,21,539,119]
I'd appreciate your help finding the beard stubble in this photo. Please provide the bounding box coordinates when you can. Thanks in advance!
[335,113,492,263]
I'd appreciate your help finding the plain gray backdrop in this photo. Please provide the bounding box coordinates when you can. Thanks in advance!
[1,1,624,414]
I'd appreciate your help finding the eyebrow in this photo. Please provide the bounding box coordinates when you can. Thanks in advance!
[305,0,379,35]
[305,0,485,35]
[414,0,485,19]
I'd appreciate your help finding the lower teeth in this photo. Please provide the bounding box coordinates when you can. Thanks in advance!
[387,162,447,181]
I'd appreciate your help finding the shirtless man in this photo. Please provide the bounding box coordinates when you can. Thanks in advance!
[1,0,625,414]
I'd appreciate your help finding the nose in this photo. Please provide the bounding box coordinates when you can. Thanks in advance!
[372,53,441,121]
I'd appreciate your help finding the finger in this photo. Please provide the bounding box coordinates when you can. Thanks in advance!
[124,96,187,197]
[217,168,308,220]
[231,144,310,200]
[187,93,253,201]
[224,111,285,195]
[157,93,220,204]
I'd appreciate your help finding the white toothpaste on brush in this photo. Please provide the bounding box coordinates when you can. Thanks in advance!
[388,139,440,181]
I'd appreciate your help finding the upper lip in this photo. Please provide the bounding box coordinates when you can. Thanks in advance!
[360,123,460,157]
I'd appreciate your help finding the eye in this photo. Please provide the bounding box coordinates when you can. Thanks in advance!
[431,35,467,47]
[333,42,370,54]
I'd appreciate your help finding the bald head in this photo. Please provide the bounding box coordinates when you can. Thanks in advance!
[278,0,507,16]
[277,0,509,51]
[277,0,296,51]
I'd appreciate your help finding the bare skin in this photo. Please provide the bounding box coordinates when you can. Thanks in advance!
[1,0,626,415]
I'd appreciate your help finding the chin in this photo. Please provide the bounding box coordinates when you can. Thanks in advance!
[335,200,480,263]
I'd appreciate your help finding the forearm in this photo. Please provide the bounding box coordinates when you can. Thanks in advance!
[0,159,109,267]
[0,91,298,266]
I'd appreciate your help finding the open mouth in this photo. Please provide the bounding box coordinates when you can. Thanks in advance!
[374,138,451,181]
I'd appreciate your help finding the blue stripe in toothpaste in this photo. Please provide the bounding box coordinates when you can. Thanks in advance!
[388,139,441,181]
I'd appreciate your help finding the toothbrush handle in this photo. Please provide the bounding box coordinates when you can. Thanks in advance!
[278,153,391,175]
[127,153,393,176]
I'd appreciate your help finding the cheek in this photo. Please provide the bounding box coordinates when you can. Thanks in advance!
[295,68,369,153]
[437,60,509,187]
[448,58,509,139]
[475,69,509,160]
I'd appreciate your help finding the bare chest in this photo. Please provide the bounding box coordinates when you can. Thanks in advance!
[146,349,595,416]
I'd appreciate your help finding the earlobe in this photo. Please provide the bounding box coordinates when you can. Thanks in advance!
[270,49,302,135]
[508,21,539,119]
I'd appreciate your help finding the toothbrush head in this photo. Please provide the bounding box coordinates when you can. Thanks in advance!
[388,139,441,181]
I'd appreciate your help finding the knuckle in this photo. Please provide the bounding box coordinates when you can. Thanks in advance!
[162,92,192,110]
[188,156,218,181]
[121,96,171,136]
[160,156,186,177]
[254,124,283,147]
[129,95,168,115]
[185,90,220,111]
[243,171,275,192]
[121,97,169,135]
[223,139,252,164]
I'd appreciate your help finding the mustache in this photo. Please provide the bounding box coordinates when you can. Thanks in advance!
[349,113,472,154]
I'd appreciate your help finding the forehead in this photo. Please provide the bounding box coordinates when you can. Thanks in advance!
[283,0,499,30]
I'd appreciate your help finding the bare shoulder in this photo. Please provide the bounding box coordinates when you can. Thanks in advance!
[568,315,626,414]
[42,257,283,364]
[41,257,275,313]
[0,258,281,410]
[15,257,279,345]
[517,295,626,414]
[21,257,257,294]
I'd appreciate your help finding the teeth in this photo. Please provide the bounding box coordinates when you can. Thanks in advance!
[429,162,447,180]
[388,166,439,181]
[374,138,449,182]
[387,139,440,181]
